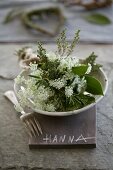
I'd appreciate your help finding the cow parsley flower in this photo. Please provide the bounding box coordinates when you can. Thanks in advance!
[49,78,66,89]
[29,62,38,71]
[46,52,59,61]
[14,75,25,84]
[17,89,29,108]
[65,86,73,97]
[35,86,51,101]
[71,75,81,87]
[77,77,86,93]
[31,69,43,78]
[86,63,92,74]
[34,101,45,111]
[59,57,79,71]
[45,103,56,112]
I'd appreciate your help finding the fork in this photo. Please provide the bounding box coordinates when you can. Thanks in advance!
[4,90,43,137]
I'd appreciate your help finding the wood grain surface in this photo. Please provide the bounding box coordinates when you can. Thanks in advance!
[29,106,96,149]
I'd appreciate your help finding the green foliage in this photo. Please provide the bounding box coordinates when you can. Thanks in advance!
[85,13,111,25]
[85,75,103,95]
[72,65,88,76]
[37,42,46,59]
[26,29,104,112]
[65,94,95,111]
[80,52,102,72]
[67,30,80,56]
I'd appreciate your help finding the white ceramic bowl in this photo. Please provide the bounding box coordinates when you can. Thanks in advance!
[14,68,108,116]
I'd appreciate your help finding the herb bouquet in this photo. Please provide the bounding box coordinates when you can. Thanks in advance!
[15,30,107,115]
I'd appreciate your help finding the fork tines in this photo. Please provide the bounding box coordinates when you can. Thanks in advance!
[20,113,43,137]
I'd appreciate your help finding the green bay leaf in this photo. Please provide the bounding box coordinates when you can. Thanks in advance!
[72,65,88,76]
[85,75,103,95]
[85,13,111,25]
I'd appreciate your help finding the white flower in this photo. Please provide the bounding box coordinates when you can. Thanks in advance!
[71,75,81,87]
[59,57,79,71]
[14,75,25,84]
[77,77,86,93]
[63,71,75,80]
[35,86,51,101]
[46,52,58,61]
[25,78,36,88]
[29,62,38,71]
[49,78,66,89]
[65,86,73,97]
[17,89,29,108]
[86,63,92,74]
[31,69,43,78]
[34,101,45,111]
[45,103,56,112]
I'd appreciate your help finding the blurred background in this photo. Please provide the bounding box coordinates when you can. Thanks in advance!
[0,0,113,43]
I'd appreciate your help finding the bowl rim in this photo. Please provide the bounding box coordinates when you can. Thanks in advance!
[14,68,108,116]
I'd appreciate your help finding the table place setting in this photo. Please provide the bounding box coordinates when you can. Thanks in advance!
[1,1,113,169]
[4,29,108,149]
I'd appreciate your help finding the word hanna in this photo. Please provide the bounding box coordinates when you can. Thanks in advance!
[43,134,95,144]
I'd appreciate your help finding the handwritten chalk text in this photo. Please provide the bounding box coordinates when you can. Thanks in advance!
[43,134,95,144]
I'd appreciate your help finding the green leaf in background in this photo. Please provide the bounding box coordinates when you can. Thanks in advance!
[85,13,111,25]
[85,75,103,95]
[72,65,88,76]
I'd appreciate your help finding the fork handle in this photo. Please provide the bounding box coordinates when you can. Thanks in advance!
[4,91,27,115]
[4,90,19,106]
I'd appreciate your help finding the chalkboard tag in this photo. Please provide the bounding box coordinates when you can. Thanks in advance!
[29,106,96,149]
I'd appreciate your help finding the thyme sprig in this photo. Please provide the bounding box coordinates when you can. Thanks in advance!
[56,29,80,57]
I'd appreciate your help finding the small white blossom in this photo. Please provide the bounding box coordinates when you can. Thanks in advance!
[46,52,58,61]
[34,101,45,111]
[49,78,65,89]
[24,79,37,98]
[35,86,51,101]
[65,86,73,97]
[71,75,81,87]
[17,89,29,108]
[45,103,56,112]
[63,71,75,80]
[86,63,92,74]
[31,69,43,78]
[59,57,79,71]
[29,62,38,71]
[14,75,25,84]
[77,77,86,93]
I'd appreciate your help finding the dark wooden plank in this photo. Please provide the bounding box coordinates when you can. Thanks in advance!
[29,106,96,149]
